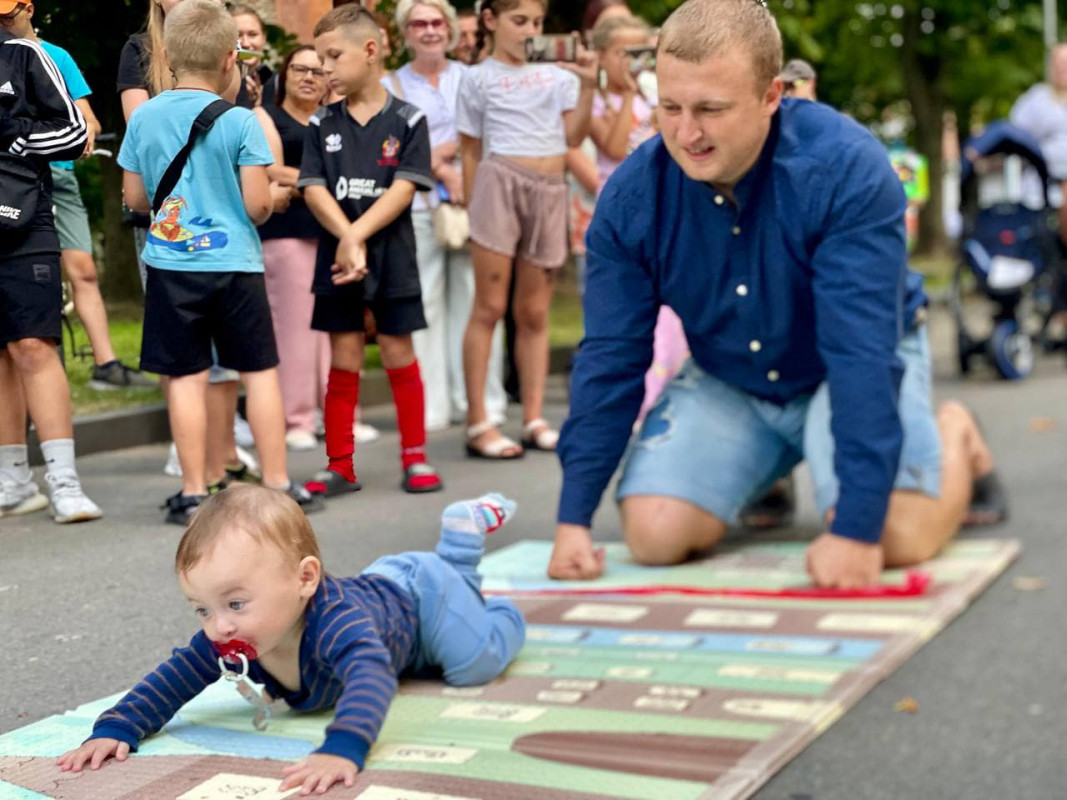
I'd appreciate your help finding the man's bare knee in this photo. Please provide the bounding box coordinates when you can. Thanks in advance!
[6,338,59,373]
[882,495,954,567]
[620,496,726,566]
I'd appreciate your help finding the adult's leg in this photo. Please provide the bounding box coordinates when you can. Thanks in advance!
[620,496,729,566]
[411,211,450,430]
[240,368,288,488]
[62,249,117,366]
[0,351,26,445]
[167,370,210,496]
[6,338,73,441]
[262,238,320,435]
[511,258,555,431]
[880,401,993,566]
[463,243,518,454]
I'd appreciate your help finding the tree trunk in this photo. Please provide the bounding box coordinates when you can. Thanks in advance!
[901,6,948,256]
[96,90,143,305]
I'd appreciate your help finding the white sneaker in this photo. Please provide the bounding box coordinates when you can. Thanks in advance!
[234,445,260,474]
[233,415,255,448]
[354,423,380,444]
[45,473,103,524]
[285,430,319,451]
[163,442,182,477]
[0,478,49,518]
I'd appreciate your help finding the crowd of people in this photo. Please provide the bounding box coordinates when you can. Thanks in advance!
[0,0,1021,792]
[3,0,1010,584]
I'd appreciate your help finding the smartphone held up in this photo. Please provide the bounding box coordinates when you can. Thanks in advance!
[526,33,580,63]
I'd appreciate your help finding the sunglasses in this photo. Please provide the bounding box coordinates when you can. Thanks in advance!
[289,64,326,78]
[407,18,447,31]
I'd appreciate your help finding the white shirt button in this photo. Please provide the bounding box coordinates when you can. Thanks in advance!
[732,226,742,235]
[749,340,762,353]
[736,284,748,297]
[767,370,780,382]
[714,195,725,206]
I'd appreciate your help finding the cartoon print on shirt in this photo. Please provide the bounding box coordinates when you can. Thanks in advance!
[148,195,230,253]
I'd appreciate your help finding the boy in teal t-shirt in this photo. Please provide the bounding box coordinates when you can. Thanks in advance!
[117,0,321,524]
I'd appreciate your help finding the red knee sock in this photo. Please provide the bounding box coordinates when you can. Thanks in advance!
[324,368,359,482]
[387,360,427,471]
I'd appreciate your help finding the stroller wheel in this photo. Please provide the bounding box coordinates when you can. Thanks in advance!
[989,318,1033,380]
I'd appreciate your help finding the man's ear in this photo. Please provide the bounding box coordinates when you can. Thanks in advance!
[298,556,322,598]
[763,76,783,117]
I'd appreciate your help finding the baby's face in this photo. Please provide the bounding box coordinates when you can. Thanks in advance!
[179,530,310,661]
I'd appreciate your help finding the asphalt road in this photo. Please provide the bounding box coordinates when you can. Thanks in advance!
[2,306,1066,799]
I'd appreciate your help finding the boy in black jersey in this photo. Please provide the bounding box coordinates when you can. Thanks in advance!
[299,5,442,495]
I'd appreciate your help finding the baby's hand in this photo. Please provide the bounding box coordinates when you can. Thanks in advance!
[56,738,130,772]
[280,753,359,795]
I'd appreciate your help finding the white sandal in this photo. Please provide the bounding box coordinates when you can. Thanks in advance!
[465,421,524,460]
[521,418,559,452]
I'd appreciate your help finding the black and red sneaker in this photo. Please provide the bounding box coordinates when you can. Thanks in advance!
[305,469,362,498]
[401,462,443,494]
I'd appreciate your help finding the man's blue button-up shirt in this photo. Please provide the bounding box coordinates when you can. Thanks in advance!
[558,98,923,544]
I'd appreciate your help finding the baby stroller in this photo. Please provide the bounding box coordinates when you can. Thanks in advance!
[953,120,1060,380]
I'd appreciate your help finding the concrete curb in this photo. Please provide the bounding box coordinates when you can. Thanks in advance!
[30,344,577,465]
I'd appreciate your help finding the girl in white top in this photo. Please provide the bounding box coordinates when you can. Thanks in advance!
[387,0,508,433]
[456,0,597,459]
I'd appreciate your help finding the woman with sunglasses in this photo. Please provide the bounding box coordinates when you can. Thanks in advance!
[386,0,507,433]
[252,45,332,452]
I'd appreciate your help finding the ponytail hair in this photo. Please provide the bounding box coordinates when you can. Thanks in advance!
[474,0,547,62]
[144,0,175,97]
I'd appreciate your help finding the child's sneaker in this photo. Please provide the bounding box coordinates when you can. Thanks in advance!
[281,482,325,514]
[285,430,319,451]
[355,422,380,444]
[0,478,49,518]
[233,414,255,448]
[162,492,205,526]
[401,462,443,494]
[87,360,158,391]
[163,443,182,477]
[305,469,361,498]
[45,473,103,524]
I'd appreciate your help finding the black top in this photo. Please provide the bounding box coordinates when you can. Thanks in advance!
[298,94,433,300]
[258,104,321,241]
[116,34,148,94]
[1,30,88,257]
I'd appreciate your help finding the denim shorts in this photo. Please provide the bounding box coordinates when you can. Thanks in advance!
[617,328,942,525]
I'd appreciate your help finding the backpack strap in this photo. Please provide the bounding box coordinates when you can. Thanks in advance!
[152,98,234,215]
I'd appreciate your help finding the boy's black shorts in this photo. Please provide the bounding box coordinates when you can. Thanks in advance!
[0,252,62,346]
[141,267,279,377]
[311,287,427,336]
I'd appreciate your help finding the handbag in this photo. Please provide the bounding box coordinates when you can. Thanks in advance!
[0,152,41,232]
[432,200,470,250]
[387,72,470,251]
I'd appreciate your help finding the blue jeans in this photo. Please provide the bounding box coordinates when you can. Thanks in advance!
[617,327,942,524]
[363,509,526,686]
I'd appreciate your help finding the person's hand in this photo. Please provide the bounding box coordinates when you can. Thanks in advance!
[279,753,359,795]
[548,523,606,580]
[56,738,130,772]
[557,39,599,89]
[269,182,292,213]
[439,163,465,206]
[805,532,883,589]
[81,128,97,160]
[333,230,367,285]
[244,72,263,108]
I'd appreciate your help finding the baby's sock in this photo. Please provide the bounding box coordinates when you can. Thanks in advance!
[442,493,517,537]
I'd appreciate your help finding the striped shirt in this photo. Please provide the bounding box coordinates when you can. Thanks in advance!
[89,574,419,767]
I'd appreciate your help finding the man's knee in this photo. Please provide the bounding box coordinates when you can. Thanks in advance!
[621,496,727,566]
[881,495,953,567]
[6,337,59,372]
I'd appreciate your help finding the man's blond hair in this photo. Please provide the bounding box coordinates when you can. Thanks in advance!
[165,0,238,77]
[175,486,322,576]
[658,0,782,88]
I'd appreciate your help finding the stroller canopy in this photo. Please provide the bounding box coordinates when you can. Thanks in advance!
[960,120,1050,201]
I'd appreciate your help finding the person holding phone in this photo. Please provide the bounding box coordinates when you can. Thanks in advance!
[457,0,597,459]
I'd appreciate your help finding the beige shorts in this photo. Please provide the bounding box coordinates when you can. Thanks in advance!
[468,155,568,269]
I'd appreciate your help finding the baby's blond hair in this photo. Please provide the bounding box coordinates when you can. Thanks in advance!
[175,486,321,576]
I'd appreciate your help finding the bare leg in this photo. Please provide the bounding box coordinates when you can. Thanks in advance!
[463,243,519,455]
[512,258,555,428]
[241,368,288,488]
[620,495,729,566]
[167,371,209,496]
[880,401,995,567]
[6,338,73,441]
[205,380,239,485]
[62,250,117,365]
[0,351,27,445]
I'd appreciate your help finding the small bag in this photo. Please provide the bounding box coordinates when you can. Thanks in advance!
[153,98,234,215]
[0,152,42,232]
[432,201,470,250]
